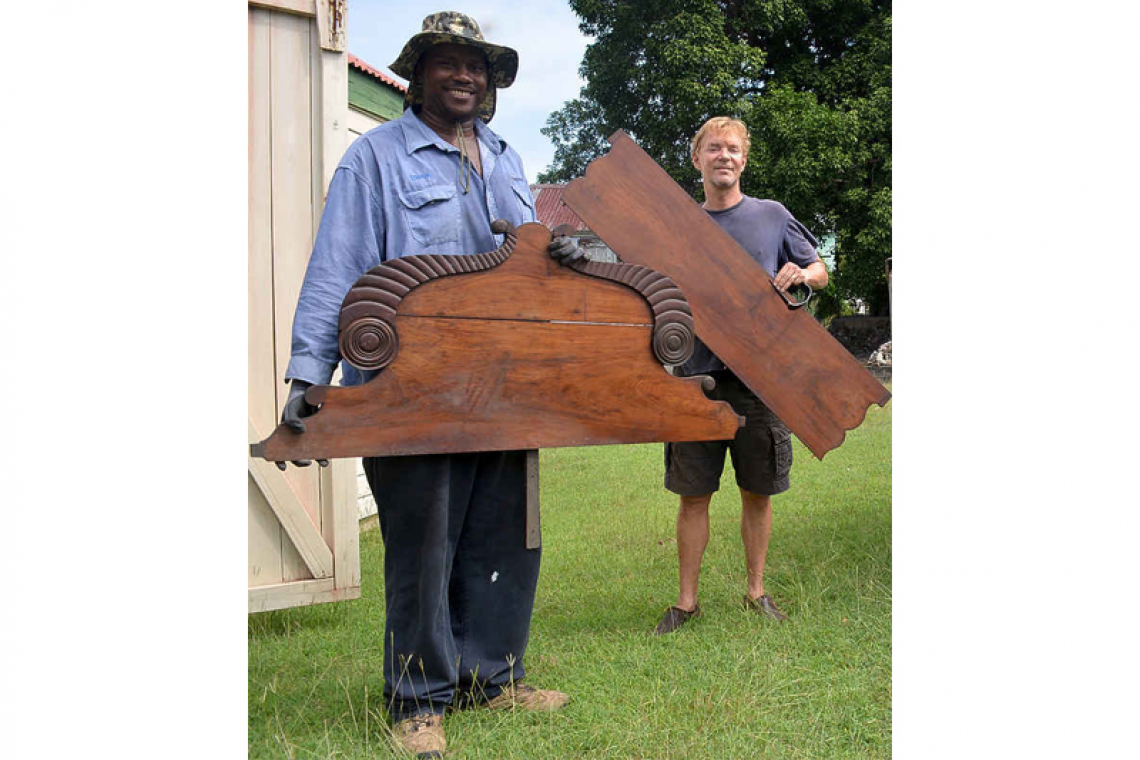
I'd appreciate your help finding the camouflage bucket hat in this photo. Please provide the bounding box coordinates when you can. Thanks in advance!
[390,11,519,123]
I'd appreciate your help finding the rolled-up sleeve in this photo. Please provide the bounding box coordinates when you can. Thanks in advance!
[285,166,385,386]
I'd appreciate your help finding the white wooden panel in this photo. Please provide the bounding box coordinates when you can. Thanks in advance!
[249,473,307,585]
[248,430,333,580]
[269,10,322,528]
[248,473,284,586]
[249,0,315,16]
[347,106,382,140]
[323,457,360,590]
[252,7,307,587]
[356,462,376,520]
[249,8,291,588]
[249,9,277,435]
[279,529,311,582]
[249,578,361,614]
[248,0,359,611]
[314,43,349,226]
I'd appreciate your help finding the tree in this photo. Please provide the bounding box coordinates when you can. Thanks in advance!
[540,0,892,314]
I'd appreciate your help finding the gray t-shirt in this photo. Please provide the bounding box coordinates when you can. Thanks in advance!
[677,195,820,377]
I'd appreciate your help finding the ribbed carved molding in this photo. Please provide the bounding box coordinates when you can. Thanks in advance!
[338,220,518,370]
[567,258,696,366]
[337,221,696,372]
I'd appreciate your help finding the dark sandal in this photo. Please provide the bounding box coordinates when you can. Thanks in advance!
[653,603,701,635]
[743,594,788,622]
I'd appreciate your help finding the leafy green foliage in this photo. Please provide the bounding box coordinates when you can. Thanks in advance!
[540,0,892,313]
[808,278,855,327]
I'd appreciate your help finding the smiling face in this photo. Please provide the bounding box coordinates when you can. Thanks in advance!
[418,43,489,124]
[693,128,748,191]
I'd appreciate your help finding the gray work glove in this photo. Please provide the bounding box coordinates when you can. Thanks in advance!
[276,379,328,470]
[548,235,585,265]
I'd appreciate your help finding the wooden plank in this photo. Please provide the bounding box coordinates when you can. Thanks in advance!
[279,522,311,583]
[257,316,737,460]
[269,11,313,416]
[395,225,653,325]
[322,457,360,591]
[525,450,541,549]
[251,225,743,462]
[269,10,322,526]
[562,131,891,459]
[314,0,346,52]
[248,8,277,438]
[249,0,315,17]
[249,421,334,579]
[248,0,357,611]
[311,12,354,591]
[248,473,284,586]
[249,578,362,614]
[249,7,293,590]
[312,33,348,235]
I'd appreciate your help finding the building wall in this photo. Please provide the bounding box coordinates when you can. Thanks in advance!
[349,68,405,122]
[347,107,382,140]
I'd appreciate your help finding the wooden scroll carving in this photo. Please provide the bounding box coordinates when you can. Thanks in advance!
[251,221,743,462]
[561,130,891,459]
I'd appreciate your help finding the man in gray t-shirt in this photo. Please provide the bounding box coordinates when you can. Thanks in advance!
[654,117,829,635]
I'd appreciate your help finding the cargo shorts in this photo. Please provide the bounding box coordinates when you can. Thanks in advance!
[664,370,792,497]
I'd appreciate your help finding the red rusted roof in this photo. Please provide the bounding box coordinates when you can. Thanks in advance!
[348,53,407,93]
[530,184,591,233]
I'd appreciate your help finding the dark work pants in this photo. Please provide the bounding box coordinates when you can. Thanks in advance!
[362,450,541,721]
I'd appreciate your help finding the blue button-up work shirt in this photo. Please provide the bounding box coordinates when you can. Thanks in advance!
[285,109,537,388]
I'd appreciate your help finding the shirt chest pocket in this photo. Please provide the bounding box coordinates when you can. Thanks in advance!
[397,183,461,246]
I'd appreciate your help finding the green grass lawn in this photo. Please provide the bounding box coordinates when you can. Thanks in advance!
[249,398,891,758]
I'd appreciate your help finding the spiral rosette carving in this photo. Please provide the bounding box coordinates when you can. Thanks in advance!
[337,220,517,371]
[569,259,696,365]
[652,320,695,365]
[339,316,398,371]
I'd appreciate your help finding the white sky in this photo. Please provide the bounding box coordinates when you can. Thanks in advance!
[348,1,593,183]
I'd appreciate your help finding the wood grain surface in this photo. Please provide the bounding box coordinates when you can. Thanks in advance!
[562,131,890,458]
[252,223,743,461]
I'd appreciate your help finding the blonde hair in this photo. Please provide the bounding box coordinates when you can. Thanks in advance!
[691,116,751,162]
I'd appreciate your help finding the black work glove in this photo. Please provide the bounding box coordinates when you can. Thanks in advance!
[548,235,585,265]
[276,380,328,470]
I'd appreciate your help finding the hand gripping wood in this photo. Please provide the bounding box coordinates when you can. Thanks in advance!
[250,221,743,463]
[561,131,890,459]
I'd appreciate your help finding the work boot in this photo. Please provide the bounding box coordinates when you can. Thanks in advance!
[653,603,701,635]
[392,713,445,758]
[485,682,569,711]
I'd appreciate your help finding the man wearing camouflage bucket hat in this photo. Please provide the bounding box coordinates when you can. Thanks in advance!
[278,10,575,759]
[390,11,518,124]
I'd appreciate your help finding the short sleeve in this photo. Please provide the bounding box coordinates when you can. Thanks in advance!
[782,216,820,269]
